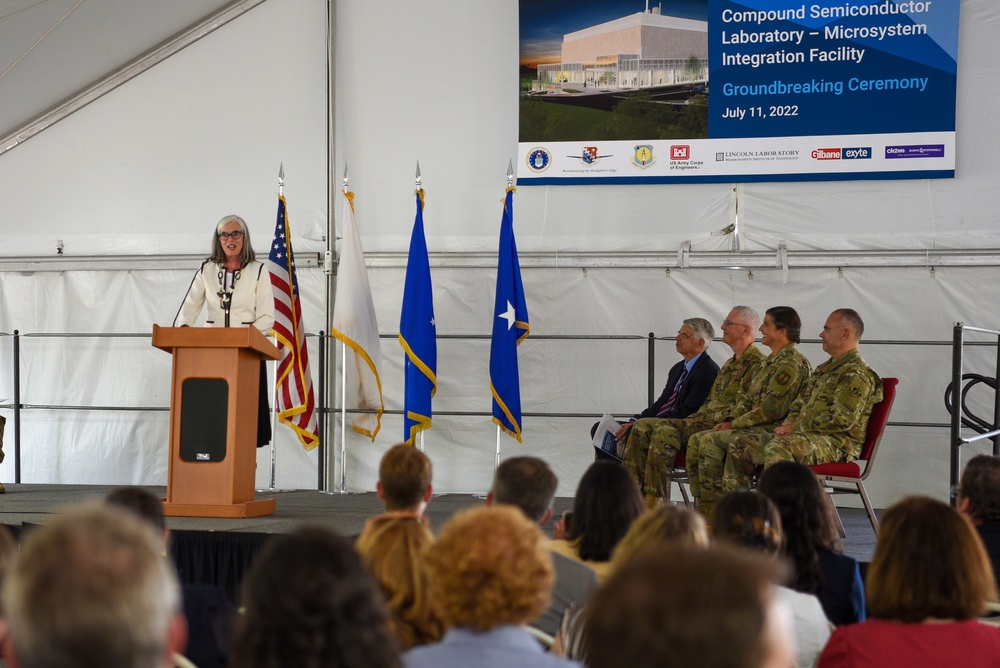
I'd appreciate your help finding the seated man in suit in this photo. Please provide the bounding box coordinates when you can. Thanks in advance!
[594,317,720,462]
[624,307,764,507]
[725,308,882,492]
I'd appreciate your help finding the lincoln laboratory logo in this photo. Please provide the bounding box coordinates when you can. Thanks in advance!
[631,145,656,169]
[526,147,551,172]
[568,146,612,165]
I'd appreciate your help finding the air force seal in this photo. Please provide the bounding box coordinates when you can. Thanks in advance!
[631,145,656,169]
[526,147,551,173]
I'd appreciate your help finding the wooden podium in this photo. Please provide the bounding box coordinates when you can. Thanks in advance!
[152,325,281,518]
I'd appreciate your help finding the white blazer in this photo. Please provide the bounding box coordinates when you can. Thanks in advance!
[173,260,275,333]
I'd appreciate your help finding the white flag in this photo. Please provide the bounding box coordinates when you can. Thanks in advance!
[331,190,384,440]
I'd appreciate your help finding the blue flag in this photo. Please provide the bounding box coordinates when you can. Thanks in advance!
[398,189,437,444]
[490,187,529,442]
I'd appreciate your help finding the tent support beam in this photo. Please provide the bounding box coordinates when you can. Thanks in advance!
[2,248,999,272]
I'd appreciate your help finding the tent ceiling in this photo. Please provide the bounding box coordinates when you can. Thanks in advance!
[0,0,236,136]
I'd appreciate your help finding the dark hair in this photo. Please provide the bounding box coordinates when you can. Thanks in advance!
[712,491,784,556]
[868,496,997,622]
[585,544,787,668]
[491,456,558,523]
[960,455,1000,524]
[757,462,840,596]
[379,444,433,511]
[832,308,864,339]
[231,526,401,668]
[105,487,166,533]
[765,306,802,344]
[566,461,645,562]
[0,524,17,615]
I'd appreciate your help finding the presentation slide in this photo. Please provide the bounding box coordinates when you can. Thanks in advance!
[517,0,959,184]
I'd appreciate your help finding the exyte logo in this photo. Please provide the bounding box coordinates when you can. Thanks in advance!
[670,145,691,160]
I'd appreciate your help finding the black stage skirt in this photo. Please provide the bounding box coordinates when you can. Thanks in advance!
[257,360,271,447]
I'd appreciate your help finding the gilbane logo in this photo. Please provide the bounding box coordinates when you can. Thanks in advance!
[811,148,841,160]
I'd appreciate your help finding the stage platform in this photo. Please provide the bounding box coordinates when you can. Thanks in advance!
[0,484,878,599]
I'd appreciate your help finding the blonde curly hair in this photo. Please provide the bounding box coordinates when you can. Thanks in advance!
[424,505,553,631]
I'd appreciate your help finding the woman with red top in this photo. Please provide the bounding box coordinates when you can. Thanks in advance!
[818,496,1000,667]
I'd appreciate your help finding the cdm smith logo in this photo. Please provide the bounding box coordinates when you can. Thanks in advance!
[811,147,872,160]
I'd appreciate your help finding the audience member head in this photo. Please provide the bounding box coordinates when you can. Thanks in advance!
[713,491,784,556]
[487,456,558,525]
[0,524,17,616]
[721,306,760,355]
[868,496,997,623]
[3,504,185,668]
[423,506,552,631]
[355,516,444,650]
[585,545,794,668]
[105,486,168,545]
[566,461,645,562]
[610,504,708,569]
[821,308,864,357]
[763,306,802,346]
[958,454,1000,525]
[377,444,433,514]
[757,461,840,595]
[231,526,400,668]
[680,317,715,354]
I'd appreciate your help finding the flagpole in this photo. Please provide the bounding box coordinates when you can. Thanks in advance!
[493,161,517,475]
[268,163,285,492]
[339,165,350,492]
[414,160,424,458]
[340,341,348,492]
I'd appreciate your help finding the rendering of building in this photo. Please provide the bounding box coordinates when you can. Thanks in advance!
[537,3,708,90]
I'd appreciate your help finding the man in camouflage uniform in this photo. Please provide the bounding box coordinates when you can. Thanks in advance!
[687,306,812,520]
[724,308,883,493]
[624,306,764,506]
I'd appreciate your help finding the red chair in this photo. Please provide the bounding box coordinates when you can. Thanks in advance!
[808,376,898,537]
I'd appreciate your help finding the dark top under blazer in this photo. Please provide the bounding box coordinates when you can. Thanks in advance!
[637,352,720,421]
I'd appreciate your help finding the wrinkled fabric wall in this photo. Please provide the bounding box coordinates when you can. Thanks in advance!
[0,0,999,505]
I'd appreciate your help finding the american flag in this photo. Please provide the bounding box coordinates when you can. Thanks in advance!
[267,194,319,450]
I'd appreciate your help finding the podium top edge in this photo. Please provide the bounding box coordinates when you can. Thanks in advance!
[151,325,280,360]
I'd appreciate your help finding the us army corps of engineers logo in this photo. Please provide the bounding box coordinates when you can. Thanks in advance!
[631,145,656,170]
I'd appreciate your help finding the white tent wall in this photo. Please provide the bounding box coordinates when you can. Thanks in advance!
[0,0,998,505]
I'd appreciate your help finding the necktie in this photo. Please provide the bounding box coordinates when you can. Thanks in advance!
[657,366,688,417]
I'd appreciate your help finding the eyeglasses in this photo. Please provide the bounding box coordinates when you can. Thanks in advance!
[722,319,748,328]
[218,231,244,240]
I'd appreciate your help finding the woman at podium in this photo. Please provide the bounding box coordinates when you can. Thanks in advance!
[173,214,275,446]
